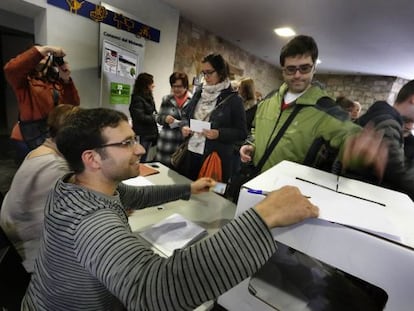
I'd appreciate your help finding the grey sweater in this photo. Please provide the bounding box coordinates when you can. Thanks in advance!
[0,152,69,272]
[22,175,276,310]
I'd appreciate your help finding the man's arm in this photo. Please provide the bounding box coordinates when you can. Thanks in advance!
[375,119,414,199]
[118,178,214,209]
[118,183,191,210]
[74,186,317,310]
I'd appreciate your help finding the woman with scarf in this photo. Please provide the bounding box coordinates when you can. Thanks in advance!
[179,54,247,182]
[129,73,158,162]
[155,72,192,167]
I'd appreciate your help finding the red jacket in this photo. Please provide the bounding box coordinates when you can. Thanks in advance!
[4,47,80,141]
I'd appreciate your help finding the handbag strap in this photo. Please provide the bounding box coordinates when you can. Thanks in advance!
[52,88,59,106]
[256,104,304,171]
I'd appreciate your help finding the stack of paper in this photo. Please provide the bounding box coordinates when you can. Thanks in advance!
[138,213,208,257]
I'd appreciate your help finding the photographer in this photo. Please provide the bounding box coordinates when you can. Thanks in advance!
[4,45,80,164]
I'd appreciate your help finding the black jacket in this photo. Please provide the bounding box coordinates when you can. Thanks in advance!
[183,86,248,181]
[129,94,158,141]
[356,101,414,199]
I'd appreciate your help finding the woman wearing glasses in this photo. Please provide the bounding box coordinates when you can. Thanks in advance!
[129,73,159,162]
[179,54,248,182]
[155,72,192,167]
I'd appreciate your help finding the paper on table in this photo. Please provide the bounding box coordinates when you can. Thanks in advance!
[271,176,401,241]
[122,176,154,187]
[190,119,211,132]
[138,213,207,256]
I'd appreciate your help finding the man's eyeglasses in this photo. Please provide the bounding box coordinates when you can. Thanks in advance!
[97,135,140,149]
[202,70,216,77]
[283,64,314,75]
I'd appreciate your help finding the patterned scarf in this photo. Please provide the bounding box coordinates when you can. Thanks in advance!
[194,79,231,122]
[189,79,230,155]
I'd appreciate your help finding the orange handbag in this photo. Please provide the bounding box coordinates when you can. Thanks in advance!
[198,151,222,182]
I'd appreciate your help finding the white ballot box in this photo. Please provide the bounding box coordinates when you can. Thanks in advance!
[218,161,414,311]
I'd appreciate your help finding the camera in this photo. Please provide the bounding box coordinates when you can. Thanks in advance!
[53,56,65,66]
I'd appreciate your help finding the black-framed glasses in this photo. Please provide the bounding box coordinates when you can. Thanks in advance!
[202,70,216,77]
[97,135,140,149]
[283,64,314,75]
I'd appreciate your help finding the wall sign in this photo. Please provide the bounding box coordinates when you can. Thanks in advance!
[47,0,160,43]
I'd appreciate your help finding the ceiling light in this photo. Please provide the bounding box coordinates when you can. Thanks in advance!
[274,27,296,37]
[316,59,322,65]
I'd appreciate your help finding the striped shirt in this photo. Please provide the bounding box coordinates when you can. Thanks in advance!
[22,174,276,310]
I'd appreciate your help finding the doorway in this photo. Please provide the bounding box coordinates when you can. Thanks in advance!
[0,26,34,136]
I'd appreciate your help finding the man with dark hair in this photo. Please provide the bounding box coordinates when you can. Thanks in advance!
[22,107,318,310]
[356,80,414,198]
[240,35,386,181]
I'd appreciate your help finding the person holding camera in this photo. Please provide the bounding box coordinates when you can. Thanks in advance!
[4,44,80,164]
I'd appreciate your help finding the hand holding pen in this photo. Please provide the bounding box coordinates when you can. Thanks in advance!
[253,186,318,228]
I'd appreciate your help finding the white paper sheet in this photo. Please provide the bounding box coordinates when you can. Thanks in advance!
[190,119,211,132]
[122,176,154,186]
[138,213,207,256]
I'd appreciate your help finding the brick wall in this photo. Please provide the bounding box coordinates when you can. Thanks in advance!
[174,17,282,97]
[316,74,409,113]
[174,17,409,110]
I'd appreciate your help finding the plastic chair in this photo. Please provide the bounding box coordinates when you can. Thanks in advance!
[0,226,30,311]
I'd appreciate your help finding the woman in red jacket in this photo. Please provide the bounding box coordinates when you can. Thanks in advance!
[4,45,80,163]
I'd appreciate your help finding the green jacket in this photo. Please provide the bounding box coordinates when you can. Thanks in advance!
[253,83,361,172]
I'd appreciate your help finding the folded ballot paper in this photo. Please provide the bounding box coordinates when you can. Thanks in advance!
[138,213,208,257]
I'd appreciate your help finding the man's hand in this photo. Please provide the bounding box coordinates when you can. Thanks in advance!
[190,177,216,194]
[254,186,319,228]
[342,124,388,180]
[240,144,254,163]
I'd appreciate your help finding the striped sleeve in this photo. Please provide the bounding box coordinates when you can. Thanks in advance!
[118,183,191,210]
[74,208,275,311]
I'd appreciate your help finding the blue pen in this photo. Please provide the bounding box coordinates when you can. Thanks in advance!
[247,188,311,199]
[247,189,269,195]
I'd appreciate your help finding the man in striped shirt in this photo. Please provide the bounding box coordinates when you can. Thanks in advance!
[22,108,318,310]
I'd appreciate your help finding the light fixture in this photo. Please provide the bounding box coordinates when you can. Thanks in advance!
[274,27,296,37]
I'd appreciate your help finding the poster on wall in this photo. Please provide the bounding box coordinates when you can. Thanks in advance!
[99,2,145,118]
[100,39,140,112]
[110,82,131,105]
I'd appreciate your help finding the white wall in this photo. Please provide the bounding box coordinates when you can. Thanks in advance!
[0,9,33,33]
[6,0,180,109]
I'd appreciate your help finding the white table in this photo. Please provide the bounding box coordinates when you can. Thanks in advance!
[128,162,236,235]
[127,162,236,311]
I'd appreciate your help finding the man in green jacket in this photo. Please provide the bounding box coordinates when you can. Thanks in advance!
[240,35,385,176]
